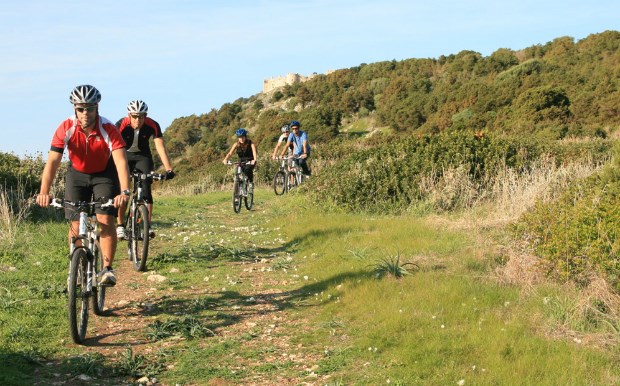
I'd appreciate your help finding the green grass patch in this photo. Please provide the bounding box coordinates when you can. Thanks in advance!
[2,190,620,384]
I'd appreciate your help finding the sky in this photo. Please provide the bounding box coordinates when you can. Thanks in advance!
[1,0,618,158]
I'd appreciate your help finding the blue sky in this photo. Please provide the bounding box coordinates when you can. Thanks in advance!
[1,0,618,157]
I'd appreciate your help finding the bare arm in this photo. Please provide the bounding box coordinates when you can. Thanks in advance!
[153,137,173,171]
[251,143,258,165]
[223,143,238,163]
[36,151,63,207]
[111,148,130,208]
[279,141,292,158]
[272,142,281,159]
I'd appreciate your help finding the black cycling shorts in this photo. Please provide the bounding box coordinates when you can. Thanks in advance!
[127,152,154,203]
[64,159,119,219]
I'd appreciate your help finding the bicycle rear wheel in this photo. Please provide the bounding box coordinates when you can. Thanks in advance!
[273,170,286,195]
[91,238,106,315]
[68,248,89,344]
[232,179,242,213]
[131,204,150,271]
[245,188,254,210]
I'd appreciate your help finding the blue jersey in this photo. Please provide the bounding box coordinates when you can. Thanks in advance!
[288,130,311,156]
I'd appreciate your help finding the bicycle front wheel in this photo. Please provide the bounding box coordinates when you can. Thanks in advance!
[232,179,242,213]
[273,170,286,195]
[289,172,297,191]
[131,204,150,271]
[68,248,89,344]
[91,239,106,315]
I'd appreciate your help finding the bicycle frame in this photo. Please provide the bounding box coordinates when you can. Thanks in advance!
[286,156,305,189]
[50,197,112,343]
[228,161,254,212]
[52,199,108,295]
[124,171,165,271]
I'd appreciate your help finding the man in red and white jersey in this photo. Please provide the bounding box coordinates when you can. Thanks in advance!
[36,85,130,286]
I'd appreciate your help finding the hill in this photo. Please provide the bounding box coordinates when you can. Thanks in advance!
[161,30,620,177]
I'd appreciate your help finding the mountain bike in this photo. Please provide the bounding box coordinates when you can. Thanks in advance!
[273,156,306,194]
[50,197,114,344]
[122,171,166,271]
[273,157,289,195]
[287,156,306,192]
[227,161,254,213]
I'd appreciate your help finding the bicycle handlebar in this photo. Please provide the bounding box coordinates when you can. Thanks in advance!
[50,198,115,210]
[130,171,168,181]
[275,155,303,160]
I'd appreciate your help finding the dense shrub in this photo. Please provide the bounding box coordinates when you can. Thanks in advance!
[308,132,612,213]
[515,165,620,290]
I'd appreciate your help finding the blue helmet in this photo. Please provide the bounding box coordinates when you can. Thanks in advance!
[290,120,301,128]
[235,128,248,137]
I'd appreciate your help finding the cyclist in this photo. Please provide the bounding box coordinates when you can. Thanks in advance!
[279,120,311,177]
[271,124,293,160]
[36,85,130,286]
[115,100,174,239]
[222,128,258,193]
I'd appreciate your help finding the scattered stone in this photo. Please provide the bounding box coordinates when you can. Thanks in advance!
[147,274,167,283]
[77,374,92,381]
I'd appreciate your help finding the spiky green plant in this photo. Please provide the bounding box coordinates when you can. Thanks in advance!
[372,251,419,279]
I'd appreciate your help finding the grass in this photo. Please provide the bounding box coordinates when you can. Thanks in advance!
[1,188,620,384]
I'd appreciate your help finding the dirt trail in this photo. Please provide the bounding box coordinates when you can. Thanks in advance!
[65,195,326,385]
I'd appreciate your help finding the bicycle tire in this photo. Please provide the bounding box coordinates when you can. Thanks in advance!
[273,170,286,195]
[245,188,254,210]
[288,171,297,191]
[125,209,133,261]
[131,204,149,271]
[91,238,106,315]
[68,248,89,344]
[232,179,242,213]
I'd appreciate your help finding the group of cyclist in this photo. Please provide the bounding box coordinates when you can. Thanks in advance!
[36,84,312,288]
[222,119,312,192]
[36,85,175,287]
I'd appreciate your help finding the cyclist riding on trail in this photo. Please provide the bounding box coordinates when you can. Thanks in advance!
[115,100,174,239]
[223,128,258,193]
[36,84,130,286]
[279,120,311,177]
[272,124,294,161]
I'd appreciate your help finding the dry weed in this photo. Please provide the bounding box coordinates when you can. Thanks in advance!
[0,185,31,248]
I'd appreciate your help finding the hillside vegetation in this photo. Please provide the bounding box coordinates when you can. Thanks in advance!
[1,30,620,384]
[163,30,620,173]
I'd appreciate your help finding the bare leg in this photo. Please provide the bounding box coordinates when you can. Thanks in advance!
[97,214,116,268]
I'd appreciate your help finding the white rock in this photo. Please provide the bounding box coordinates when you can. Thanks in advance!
[147,274,167,283]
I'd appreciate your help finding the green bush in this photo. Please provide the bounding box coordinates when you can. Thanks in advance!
[515,166,620,290]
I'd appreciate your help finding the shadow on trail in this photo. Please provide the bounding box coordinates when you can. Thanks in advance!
[149,226,355,268]
[140,269,372,336]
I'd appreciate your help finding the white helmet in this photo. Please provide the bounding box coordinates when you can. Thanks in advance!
[69,85,101,105]
[281,124,290,133]
[127,100,148,114]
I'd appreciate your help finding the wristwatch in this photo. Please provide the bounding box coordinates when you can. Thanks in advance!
[121,189,130,196]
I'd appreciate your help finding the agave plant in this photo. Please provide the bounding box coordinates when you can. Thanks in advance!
[372,251,419,279]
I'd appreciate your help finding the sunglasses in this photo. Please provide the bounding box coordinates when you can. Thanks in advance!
[75,106,97,113]
[130,114,146,119]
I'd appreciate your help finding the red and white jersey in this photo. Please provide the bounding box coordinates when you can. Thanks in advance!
[50,115,126,174]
